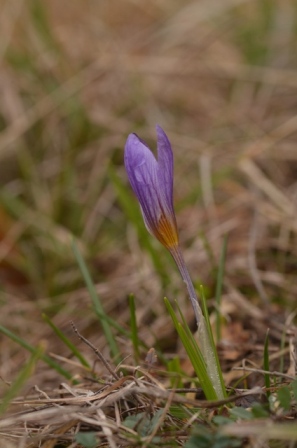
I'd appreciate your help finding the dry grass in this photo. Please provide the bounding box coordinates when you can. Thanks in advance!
[0,0,296,446]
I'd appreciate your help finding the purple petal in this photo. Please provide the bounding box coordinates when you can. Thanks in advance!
[124,127,178,248]
[156,125,174,211]
[124,133,161,232]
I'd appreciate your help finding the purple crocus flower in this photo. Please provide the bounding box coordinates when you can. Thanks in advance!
[124,125,178,250]
[124,125,202,323]
[124,126,224,398]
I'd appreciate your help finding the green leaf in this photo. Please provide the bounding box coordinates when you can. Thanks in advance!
[185,433,211,448]
[186,426,242,448]
[277,386,291,412]
[251,402,269,418]
[169,405,200,419]
[123,412,150,436]
[123,409,164,438]
[164,298,217,400]
[72,239,120,363]
[0,344,44,415]
[42,313,90,368]
[213,416,233,426]
[75,432,97,448]
[0,324,72,380]
[229,407,252,420]
[200,286,226,398]
[167,357,184,389]
[149,409,165,434]
[128,294,140,363]
[30,0,61,54]
[123,412,145,430]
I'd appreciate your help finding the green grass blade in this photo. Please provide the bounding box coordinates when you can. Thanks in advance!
[128,294,140,363]
[0,343,45,415]
[83,307,130,338]
[263,329,271,398]
[0,188,79,257]
[172,298,208,375]
[30,0,61,54]
[200,286,227,398]
[164,298,217,400]
[167,357,184,389]
[72,239,120,363]
[179,324,217,400]
[165,298,206,372]
[0,325,72,380]
[215,236,228,342]
[42,313,91,369]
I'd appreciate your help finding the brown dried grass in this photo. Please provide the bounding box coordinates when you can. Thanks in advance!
[0,0,296,446]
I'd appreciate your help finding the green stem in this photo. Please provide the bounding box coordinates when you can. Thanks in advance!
[169,245,224,399]
[169,245,203,325]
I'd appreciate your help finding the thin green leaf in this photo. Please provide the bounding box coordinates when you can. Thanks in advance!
[0,325,72,380]
[30,0,61,54]
[128,294,140,363]
[167,357,184,389]
[0,343,44,415]
[164,298,217,400]
[200,286,227,398]
[170,405,201,420]
[263,329,271,398]
[42,313,90,369]
[72,239,120,363]
[167,299,208,373]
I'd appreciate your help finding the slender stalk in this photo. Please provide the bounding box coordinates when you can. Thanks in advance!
[169,245,203,325]
[169,245,224,399]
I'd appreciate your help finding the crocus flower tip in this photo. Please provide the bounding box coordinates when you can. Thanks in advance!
[124,126,178,249]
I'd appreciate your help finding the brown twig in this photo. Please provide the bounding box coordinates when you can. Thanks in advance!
[71,321,119,381]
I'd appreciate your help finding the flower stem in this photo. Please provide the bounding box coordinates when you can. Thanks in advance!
[169,245,224,399]
[169,245,203,326]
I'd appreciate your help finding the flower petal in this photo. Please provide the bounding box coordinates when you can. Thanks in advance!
[156,126,173,197]
[156,125,175,215]
[124,127,178,248]
[124,133,161,232]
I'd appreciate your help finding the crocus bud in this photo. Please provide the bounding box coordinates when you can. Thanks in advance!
[124,125,179,249]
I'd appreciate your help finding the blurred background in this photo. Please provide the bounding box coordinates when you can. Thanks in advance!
[0,0,297,389]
